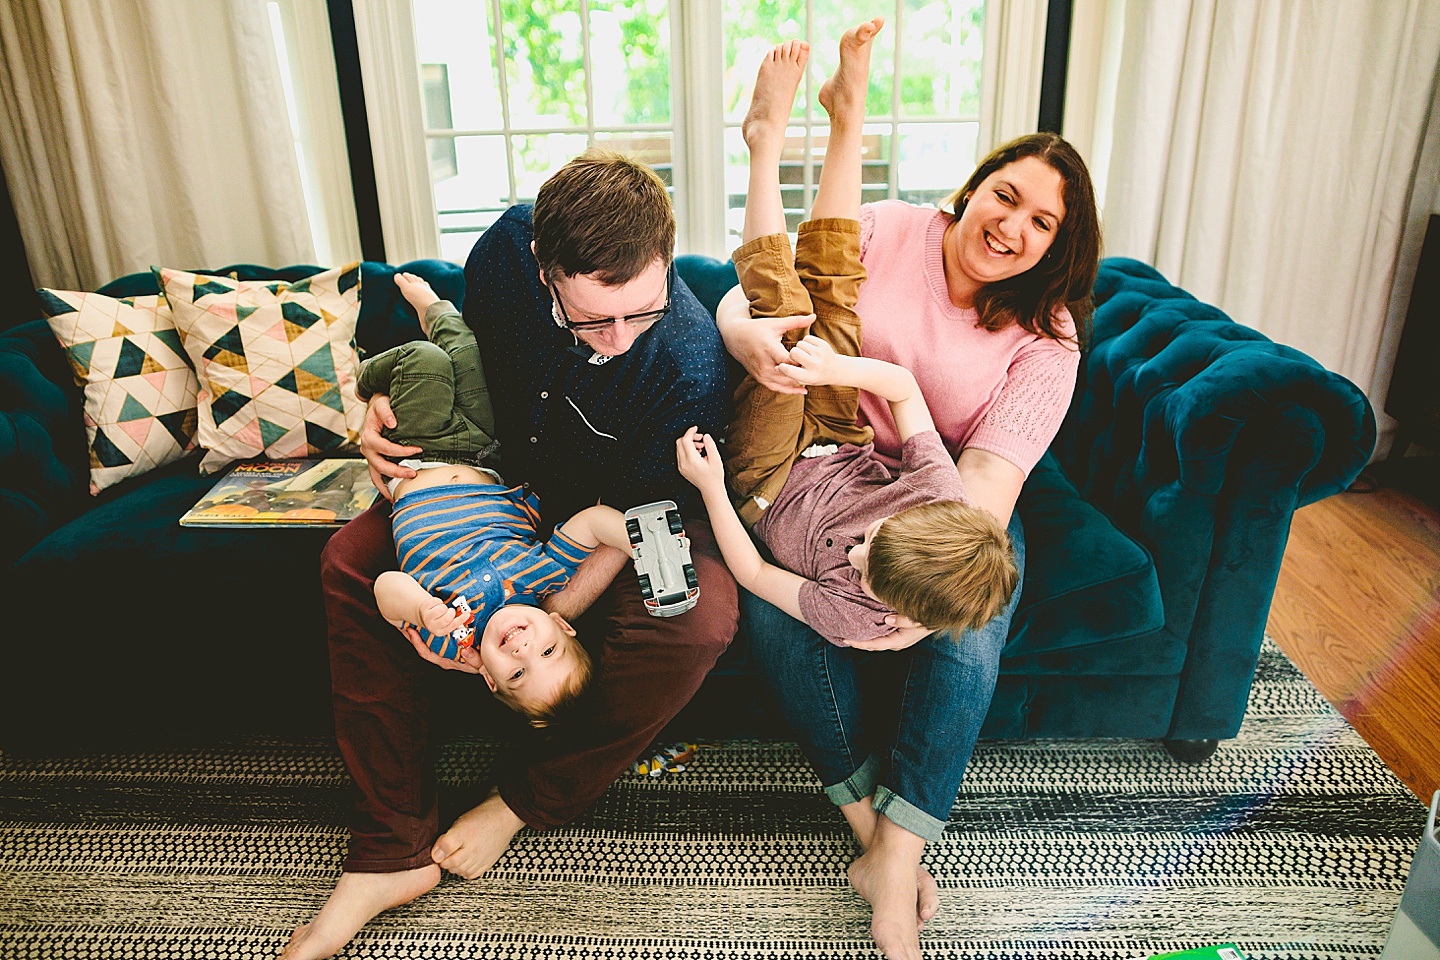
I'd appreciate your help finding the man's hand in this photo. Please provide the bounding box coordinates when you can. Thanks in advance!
[401,623,484,674]
[777,334,857,388]
[721,312,816,395]
[360,394,422,499]
[676,427,725,495]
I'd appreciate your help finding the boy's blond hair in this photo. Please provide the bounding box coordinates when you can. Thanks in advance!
[495,642,595,729]
[866,501,1018,635]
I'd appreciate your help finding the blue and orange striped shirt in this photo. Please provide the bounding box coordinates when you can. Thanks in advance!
[391,481,595,659]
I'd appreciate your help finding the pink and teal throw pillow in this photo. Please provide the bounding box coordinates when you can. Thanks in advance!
[40,290,200,495]
[156,263,364,474]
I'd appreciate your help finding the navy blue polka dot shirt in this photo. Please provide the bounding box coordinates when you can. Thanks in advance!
[462,205,729,531]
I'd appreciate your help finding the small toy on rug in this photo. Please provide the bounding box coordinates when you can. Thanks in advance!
[1141,946,1248,960]
[632,741,702,778]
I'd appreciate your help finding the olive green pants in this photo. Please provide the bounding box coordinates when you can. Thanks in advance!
[356,300,500,469]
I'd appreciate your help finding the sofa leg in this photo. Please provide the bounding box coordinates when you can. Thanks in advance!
[1163,738,1220,763]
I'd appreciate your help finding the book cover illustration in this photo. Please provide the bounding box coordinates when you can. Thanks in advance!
[179,458,379,528]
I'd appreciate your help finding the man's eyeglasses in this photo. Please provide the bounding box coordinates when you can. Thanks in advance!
[549,272,672,332]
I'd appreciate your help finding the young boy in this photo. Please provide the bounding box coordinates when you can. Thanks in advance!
[677,26,1017,648]
[360,273,632,725]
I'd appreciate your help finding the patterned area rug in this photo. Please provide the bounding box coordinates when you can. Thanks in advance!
[0,639,1426,959]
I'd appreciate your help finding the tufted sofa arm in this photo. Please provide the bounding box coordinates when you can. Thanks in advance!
[0,320,90,566]
[1052,258,1375,739]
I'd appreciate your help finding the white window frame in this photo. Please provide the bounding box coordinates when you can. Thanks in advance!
[324,0,1049,264]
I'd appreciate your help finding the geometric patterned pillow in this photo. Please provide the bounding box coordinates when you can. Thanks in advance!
[38,290,200,495]
[155,263,365,474]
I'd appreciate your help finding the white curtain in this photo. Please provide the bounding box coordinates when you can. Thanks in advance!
[1071,0,1440,427]
[0,0,315,291]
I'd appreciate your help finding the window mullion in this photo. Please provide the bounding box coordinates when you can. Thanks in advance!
[489,0,518,206]
[580,0,597,146]
[674,0,726,257]
[889,0,902,201]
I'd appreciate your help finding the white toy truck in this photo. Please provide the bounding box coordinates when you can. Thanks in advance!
[625,500,699,617]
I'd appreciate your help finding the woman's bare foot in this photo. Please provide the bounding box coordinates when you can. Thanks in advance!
[277,865,440,960]
[842,798,939,928]
[818,17,884,123]
[741,40,810,159]
[849,847,923,960]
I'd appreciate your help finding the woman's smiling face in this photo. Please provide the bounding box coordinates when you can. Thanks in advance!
[945,155,1067,295]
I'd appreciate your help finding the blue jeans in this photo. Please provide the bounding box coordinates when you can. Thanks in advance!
[745,511,1024,842]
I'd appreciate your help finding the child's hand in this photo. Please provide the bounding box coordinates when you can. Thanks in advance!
[416,594,463,638]
[777,334,854,387]
[676,426,725,493]
[394,271,440,317]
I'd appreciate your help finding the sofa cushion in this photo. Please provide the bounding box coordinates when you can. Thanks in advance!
[1008,451,1164,656]
[156,264,365,472]
[38,290,200,495]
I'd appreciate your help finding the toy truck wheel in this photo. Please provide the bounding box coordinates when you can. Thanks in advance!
[684,564,699,589]
[637,574,654,600]
[626,517,643,546]
[666,509,684,535]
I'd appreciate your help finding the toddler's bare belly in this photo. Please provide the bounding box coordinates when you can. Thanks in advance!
[393,463,502,497]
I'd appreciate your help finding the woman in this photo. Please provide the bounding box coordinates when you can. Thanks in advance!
[718,130,1101,960]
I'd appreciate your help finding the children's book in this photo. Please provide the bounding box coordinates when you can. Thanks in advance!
[179,458,379,528]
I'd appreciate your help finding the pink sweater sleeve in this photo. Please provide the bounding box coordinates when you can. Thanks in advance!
[965,325,1081,474]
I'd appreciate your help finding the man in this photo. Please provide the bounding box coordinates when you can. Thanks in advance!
[279,149,739,960]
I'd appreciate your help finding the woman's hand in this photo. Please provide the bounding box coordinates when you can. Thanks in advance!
[400,623,484,674]
[838,614,932,651]
[360,394,422,499]
[676,427,725,495]
[716,286,814,395]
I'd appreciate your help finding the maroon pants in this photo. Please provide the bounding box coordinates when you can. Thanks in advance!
[321,500,739,872]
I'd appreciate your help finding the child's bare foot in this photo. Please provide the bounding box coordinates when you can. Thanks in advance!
[818,17,884,124]
[741,40,810,158]
[276,865,440,960]
[848,846,923,960]
[393,271,440,317]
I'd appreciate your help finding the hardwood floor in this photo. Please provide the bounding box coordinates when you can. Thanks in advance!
[1266,471,1440,803]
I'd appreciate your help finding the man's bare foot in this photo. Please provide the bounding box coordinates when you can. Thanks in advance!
[818,17,884,123]
[741,40,810,157]
[431,786,525,879]
[277,865,440,960]
[848,846,923,960]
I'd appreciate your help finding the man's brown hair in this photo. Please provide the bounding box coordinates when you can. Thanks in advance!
[866,501,1018,636]
[533,147,675,285]
[497,642,595,730]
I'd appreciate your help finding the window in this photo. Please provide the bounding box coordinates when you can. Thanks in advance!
[397,0,1002,262]
[719,1,984,249]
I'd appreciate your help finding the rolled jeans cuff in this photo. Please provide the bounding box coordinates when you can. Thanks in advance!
[823,753,881,807]
[872,784,946,842]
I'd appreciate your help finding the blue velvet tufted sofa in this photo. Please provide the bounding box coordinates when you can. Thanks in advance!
[0,255,1375,760]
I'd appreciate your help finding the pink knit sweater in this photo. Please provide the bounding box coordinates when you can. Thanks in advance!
[855,200,1079,475]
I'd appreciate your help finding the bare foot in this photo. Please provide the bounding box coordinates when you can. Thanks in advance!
[277,865,440,960]
[848,845,922,960]
[431,787,525,879]
[741,39,810,156]
[917,867,940,927]
[818,17,884,123]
